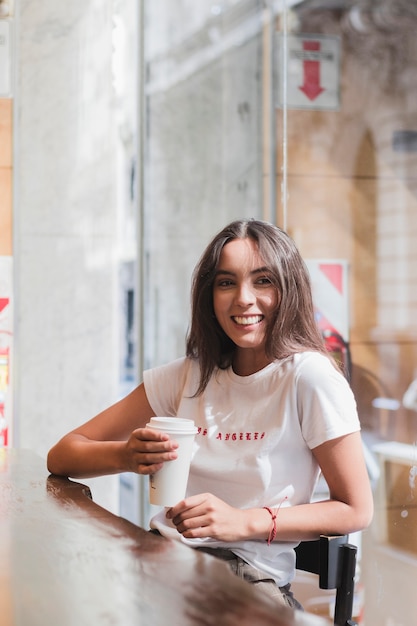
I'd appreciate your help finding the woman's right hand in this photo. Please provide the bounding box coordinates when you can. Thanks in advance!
[123,427,179,475]
[47,382,171,479]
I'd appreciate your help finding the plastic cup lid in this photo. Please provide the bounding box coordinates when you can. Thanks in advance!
[146,417,198,433]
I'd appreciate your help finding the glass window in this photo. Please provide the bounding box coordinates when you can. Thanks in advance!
[142,2,417,623]
[274,3,417,623]
[142,0,266,368]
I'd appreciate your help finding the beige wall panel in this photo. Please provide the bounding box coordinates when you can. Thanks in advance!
[0,99,12,168]
[276,111,372,179]
[350,341,384,430]
[0,168,12,255]
[285,174,363,258]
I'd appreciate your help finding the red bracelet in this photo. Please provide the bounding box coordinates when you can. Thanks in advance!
[263,506,277,545]
[263,497,288,546]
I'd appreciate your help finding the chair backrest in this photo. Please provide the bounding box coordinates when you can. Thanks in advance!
[295,535,358,626]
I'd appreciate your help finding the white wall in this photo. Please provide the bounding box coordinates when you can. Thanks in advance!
[13,0,137,512]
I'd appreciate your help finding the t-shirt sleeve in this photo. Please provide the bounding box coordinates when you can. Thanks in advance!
[143,357,190,417]
[296,353,360,449]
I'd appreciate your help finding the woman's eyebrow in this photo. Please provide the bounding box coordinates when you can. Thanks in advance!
[253,266,270,275]
[215,269,235,276]
[215,266,270,277]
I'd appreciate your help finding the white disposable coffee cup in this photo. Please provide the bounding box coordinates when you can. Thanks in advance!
[146,417,198,507]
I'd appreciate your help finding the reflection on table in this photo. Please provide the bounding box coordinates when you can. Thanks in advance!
[0,448,326,626]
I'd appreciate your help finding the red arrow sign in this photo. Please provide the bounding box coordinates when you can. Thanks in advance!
[0,298,9,314]
[299,40,325,101]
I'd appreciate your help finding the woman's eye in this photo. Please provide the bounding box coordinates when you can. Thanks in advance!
[217,279,233,287]
[257,276,272,285]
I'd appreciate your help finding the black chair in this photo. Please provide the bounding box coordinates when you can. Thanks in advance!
[295,535,358,626]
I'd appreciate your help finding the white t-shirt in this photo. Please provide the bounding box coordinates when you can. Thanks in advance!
[143,351,360,586]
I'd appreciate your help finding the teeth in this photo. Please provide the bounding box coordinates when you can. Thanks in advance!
[233,316,262,325]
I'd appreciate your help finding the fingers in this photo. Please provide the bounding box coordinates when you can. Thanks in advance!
[166,494,206,521]
[166,494,213,537]
[126,427,179,474]
[165,494,245,542]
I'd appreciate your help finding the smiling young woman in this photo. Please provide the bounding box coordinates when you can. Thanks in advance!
[48,218,373,611]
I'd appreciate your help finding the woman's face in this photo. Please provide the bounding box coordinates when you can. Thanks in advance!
[212,237,279,371]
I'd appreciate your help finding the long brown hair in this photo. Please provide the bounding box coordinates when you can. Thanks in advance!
[186,219,328,394]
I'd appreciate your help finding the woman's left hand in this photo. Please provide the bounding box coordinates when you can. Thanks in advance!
[166,493,253,542]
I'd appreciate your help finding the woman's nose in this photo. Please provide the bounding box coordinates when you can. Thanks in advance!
[234,282,255,305]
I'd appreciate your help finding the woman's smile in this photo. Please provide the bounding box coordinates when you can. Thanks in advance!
[232,315,264,326]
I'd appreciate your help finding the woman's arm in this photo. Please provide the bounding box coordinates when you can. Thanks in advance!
[263,430,374,540]
[168,432,373,542]
[47,383,179,479]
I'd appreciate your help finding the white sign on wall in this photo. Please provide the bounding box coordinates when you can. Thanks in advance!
[0,20,12,96]
[305,259,349,342]
[275,34,340,110]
